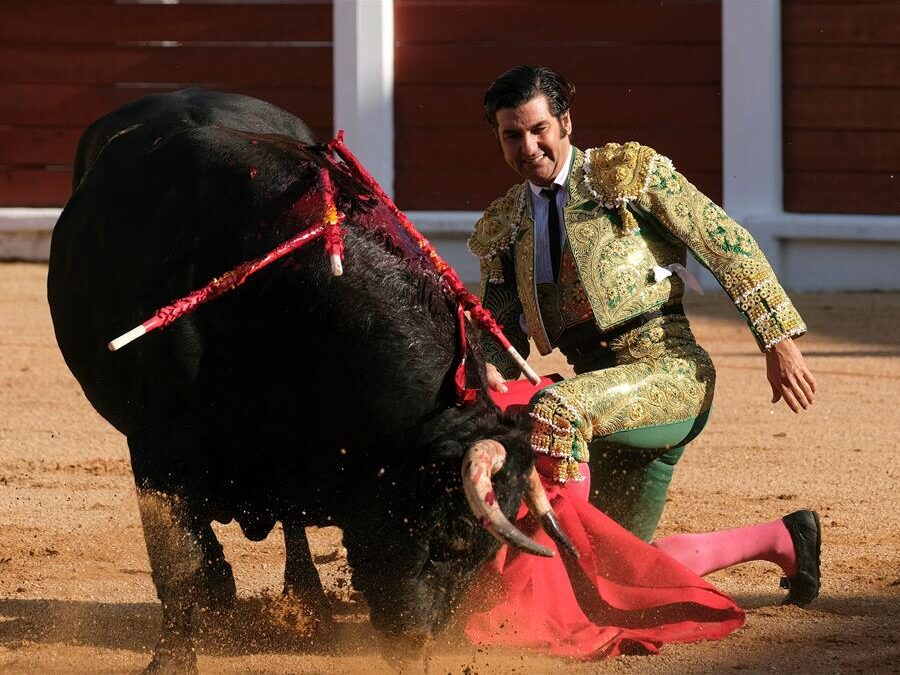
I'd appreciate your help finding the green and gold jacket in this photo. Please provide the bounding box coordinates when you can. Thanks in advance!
[468,144,806,374]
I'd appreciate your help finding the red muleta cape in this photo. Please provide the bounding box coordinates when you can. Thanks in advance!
[464,378,745,659]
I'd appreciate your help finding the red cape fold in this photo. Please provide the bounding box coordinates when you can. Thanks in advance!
[472,377,745,659]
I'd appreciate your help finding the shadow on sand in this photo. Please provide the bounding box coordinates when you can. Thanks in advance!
[684,291,900,350]
[2,591,898,670]
[0,596,380,658]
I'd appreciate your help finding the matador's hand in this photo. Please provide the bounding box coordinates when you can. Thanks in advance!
[485,363,508,394]
[766,338,816,413]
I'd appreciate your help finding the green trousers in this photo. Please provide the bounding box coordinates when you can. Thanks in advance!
[586,410,710,542]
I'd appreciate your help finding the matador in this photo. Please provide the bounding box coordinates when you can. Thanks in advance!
[470,66,816,541]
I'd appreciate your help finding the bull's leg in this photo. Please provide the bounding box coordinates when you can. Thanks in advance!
[282,518,332,621]
[136,487,204,675]
[191,517,237,611]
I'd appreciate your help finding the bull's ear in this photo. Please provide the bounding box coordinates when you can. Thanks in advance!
[430,516,476,560]
[431,439,465,461]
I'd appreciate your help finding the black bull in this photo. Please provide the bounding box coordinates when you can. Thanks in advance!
[47,90,542,670]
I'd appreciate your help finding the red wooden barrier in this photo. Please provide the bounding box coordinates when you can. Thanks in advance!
[0,1,333,207]
[393,0,724,210]
[782,0,900,215]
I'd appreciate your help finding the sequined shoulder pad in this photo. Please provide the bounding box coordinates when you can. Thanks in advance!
[467,183,527,260]
[583,142,674,209]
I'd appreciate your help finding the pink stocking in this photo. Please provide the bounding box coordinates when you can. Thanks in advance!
[653,518,797,578]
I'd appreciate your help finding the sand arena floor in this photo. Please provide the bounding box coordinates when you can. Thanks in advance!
[1,261,898,673]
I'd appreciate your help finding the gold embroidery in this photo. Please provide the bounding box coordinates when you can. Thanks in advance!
[530,316,715,483]
[513,216,552,354]
[566,148,594,209]
[480,280,529,379]
[582,142,673,232]
[471,144,807,485]
[530,389,591,482]
[565,203,684,330]
[467,184,527,286]
[583,142,659,208]
[637,162,806,350]
[556,246,594,328]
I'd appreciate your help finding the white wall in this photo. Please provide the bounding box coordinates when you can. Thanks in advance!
[333,0,394,197]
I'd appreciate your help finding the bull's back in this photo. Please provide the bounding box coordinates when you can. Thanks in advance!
[51,93,317,433]
[49,97,461,514]
[50,135,212,433]
[72,88,316,189]
[51,117,443,435]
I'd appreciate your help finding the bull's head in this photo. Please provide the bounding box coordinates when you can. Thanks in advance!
[462,438,575,560]
[340,411,575,661]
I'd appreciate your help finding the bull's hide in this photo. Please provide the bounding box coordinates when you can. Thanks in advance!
[47,88,534,672]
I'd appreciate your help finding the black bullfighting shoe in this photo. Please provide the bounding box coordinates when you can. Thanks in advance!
[780,509,821,607]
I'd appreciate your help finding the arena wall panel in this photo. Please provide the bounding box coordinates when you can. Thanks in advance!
[0,0,333,207]
[393,0,724,211]
[782,0,900,215]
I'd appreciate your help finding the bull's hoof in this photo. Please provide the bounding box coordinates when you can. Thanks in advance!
[143,645,198,675]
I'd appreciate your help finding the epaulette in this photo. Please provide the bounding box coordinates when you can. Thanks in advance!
[583,142,674,210]
[467,183,527,283]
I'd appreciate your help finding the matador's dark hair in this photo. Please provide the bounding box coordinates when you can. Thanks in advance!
[483,65,575,130]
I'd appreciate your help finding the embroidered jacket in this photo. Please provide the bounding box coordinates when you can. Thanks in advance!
[468,144,806,376]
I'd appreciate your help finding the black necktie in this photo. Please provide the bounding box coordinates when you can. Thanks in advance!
[541,186,562,281]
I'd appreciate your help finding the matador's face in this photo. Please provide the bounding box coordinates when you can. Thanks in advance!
[495,94,572,187]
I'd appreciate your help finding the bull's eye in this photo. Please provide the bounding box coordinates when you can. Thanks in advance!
[432,516,476,559]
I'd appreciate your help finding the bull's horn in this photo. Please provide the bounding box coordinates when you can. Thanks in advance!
[523,467,579,558]
[462,440,554,558]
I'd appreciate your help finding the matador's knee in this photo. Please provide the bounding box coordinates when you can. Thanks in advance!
[529,388,592,483]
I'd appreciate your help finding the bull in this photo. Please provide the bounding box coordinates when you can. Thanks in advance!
[48,89,557,673]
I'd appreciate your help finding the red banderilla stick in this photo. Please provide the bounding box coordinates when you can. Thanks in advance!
[326,133,539,384]
[108,222,337,352]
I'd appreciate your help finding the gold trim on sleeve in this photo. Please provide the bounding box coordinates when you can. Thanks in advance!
[467,184,528,284]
